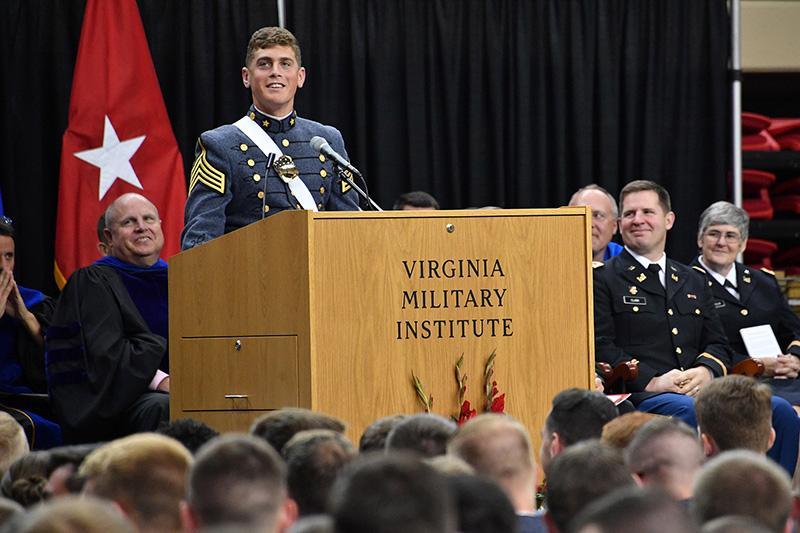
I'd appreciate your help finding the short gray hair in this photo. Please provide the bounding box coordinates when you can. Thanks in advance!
[697,201,749,242]
[569,184,619,218]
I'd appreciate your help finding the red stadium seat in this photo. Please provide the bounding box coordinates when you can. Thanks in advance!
[743,189,774,220]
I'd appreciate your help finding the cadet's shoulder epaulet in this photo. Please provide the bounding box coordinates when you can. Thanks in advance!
[691,265,706,274]
[761,267,775,277]
[592,261,605,269]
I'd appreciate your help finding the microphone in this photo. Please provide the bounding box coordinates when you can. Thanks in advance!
[310,136,362,176]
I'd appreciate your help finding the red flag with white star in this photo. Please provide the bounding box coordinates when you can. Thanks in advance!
[55,0,186,287]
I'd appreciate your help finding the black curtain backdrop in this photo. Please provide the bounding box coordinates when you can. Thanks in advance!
[2,0,729,296]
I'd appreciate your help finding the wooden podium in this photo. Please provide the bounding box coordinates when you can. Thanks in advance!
[169,208,595,443]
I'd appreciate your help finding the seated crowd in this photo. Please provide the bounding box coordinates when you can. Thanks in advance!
[0,178,799,531]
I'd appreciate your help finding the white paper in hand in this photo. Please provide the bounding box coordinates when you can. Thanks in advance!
[740,324,782,357]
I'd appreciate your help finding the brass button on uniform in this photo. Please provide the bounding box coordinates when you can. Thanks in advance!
[253,174,261,182]
[740,309,749,316]
[672,328,678,335]
[320,169,327,178]
[319,186,326,194]
[239,143,248,152]
[295,204,301,209]
[257,191,265,199]
[694,309,701,315]
[263,205,270,213]
[282,139,290,147]
[317,203,324,210]
[247,159,255,167]
[675,347,683,354]
[632,306,639,313]
[319,154,326,162]
[667,309,674,316]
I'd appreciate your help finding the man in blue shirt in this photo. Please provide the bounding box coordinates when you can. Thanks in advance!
[569,184,623,261]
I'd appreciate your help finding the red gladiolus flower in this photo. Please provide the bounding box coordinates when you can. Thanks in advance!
[490,393,506,413]
[458,400,478,425]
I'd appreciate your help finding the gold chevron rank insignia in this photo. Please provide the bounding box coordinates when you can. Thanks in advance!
[189,140,226,194]
[340,169,353,193]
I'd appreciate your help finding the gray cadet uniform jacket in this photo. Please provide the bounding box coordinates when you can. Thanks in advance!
[181,106,360,250]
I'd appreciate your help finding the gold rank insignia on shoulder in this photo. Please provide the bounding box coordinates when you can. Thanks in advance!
[636,273,647,283]
[189,140,226,194]
[592,261,604,269]
[761,267,775,276]
[341,169,353,193]
[687,293,697,299]
[691,265,706,274]
[629,286,638,295]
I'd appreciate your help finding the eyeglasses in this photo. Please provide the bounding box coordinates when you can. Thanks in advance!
[704,229,741,243]
[591,211,614,222]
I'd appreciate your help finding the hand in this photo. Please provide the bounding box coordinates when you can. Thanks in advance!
[0,269,13,319]
[157,376,170,392]
[755,356,779,378]
[676,367,713,397]
[594,376,605,393]
[645,369,684,394]
[5,279,28,320]
[775,355,800,379]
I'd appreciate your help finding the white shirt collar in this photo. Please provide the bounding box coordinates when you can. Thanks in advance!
[697,256,737,288]
[625,246,666,272]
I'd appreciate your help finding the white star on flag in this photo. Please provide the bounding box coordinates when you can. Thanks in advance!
[74,115,146,200]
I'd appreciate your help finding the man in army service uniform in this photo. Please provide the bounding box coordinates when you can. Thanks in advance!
[181,27,359,250]
[594,180,732,424]
[593,180,800,475]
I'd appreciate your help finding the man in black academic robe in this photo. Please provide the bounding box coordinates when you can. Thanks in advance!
[47,193,170,443]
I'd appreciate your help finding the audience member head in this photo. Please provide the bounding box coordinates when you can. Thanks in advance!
[184,434,294,532]
[447,413,537,513]
[393,191,440,211]
[541,389,618,472]
[359,415,406,453]
[330,453,456,533]
[447,474,517,533]
[624,417,704,501]
[569,184,619,260]
[544,440,635,533]
[45,443,101,498]
[571,486,698,533]
[600,411,660,449]
[694,375,773,456]
[156,418,220,455]
[250,407,345,454]
[283,429,356,517]
[12,495,134,533]
[97,214,110,256]
[385,413,456,458]
[1,450,50,507]
[79,433,192,532]
[0,218,15,273]
[697,201,749,246]
[692,450,791,533]
[0,413,29,476]
[617,180,674,258]
[103,193,164,267]
[696,201,749,276]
